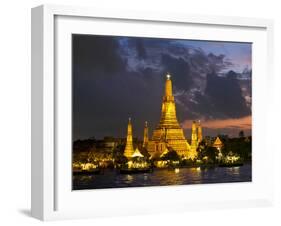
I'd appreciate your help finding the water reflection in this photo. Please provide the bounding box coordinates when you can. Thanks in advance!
[73,164,252,190]
[226,166,240,175]
[124,175,134,184]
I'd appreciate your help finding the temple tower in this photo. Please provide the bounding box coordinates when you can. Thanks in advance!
[197,120,203,143]
[147,74,193,159]
[143,121,149,148]
[190,121,198,158]
[124,118,134,158]
[159,73,178,127]
[191,121,197,145]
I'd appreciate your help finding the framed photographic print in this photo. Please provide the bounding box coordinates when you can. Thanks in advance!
[31,4,274,221]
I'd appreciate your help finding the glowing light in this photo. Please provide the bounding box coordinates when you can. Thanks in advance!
[225,154,240,163]
[156,160,168,168]
[131,147,144,158]
[81,163,98,170]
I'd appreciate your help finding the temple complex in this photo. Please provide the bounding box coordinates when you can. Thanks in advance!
[123,74,203,160]
[147,74,197,159]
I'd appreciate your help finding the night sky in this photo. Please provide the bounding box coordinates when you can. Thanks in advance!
[72,34,252,141]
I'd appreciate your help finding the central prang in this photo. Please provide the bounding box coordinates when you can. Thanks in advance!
[147,73,198,160]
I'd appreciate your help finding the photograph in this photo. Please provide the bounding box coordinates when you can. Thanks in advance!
[72,34,252,190]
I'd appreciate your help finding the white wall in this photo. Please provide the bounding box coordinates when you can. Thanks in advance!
[0,0,280,225]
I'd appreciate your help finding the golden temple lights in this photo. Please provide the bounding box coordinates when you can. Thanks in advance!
[147,73,196,159]
[123,73,203,161]
[124,117,134,158]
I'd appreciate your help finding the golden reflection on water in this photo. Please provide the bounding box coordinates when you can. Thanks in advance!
[226,166,240,175]
[73,164,251,190]
[143,174,148,180]
[125,174,134,183]
[153,167,203,185]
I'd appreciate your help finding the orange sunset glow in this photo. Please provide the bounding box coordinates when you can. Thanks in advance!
[182,115,251,131]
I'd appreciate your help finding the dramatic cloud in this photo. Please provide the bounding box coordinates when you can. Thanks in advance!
[161,54,193,91]
[72,35,127,77]
[206,71,250,117]
[72,35,252,140]
[135,39,147,59]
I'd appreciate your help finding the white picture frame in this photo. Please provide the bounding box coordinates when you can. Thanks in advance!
[31,4,274,221]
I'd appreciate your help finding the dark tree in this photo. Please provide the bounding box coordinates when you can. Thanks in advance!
[160,150,180,161]
[112,144,127,165]
[239,130,245,138]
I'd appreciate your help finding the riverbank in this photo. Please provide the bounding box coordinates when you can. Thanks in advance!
[72,163,252,190]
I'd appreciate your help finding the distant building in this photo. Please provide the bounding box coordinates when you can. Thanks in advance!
[102,136,117,151]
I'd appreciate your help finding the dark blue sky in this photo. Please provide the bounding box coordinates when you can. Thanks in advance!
[72,35,252,140]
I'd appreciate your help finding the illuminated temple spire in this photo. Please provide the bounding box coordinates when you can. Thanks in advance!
[147,73,193,159]
[189,121,199,159]
[158,73,180,127]
[124,118,134,158]
[143,121,149,148]
[165,73,172,97]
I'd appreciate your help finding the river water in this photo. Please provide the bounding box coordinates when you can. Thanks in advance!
[72,164,251,190]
